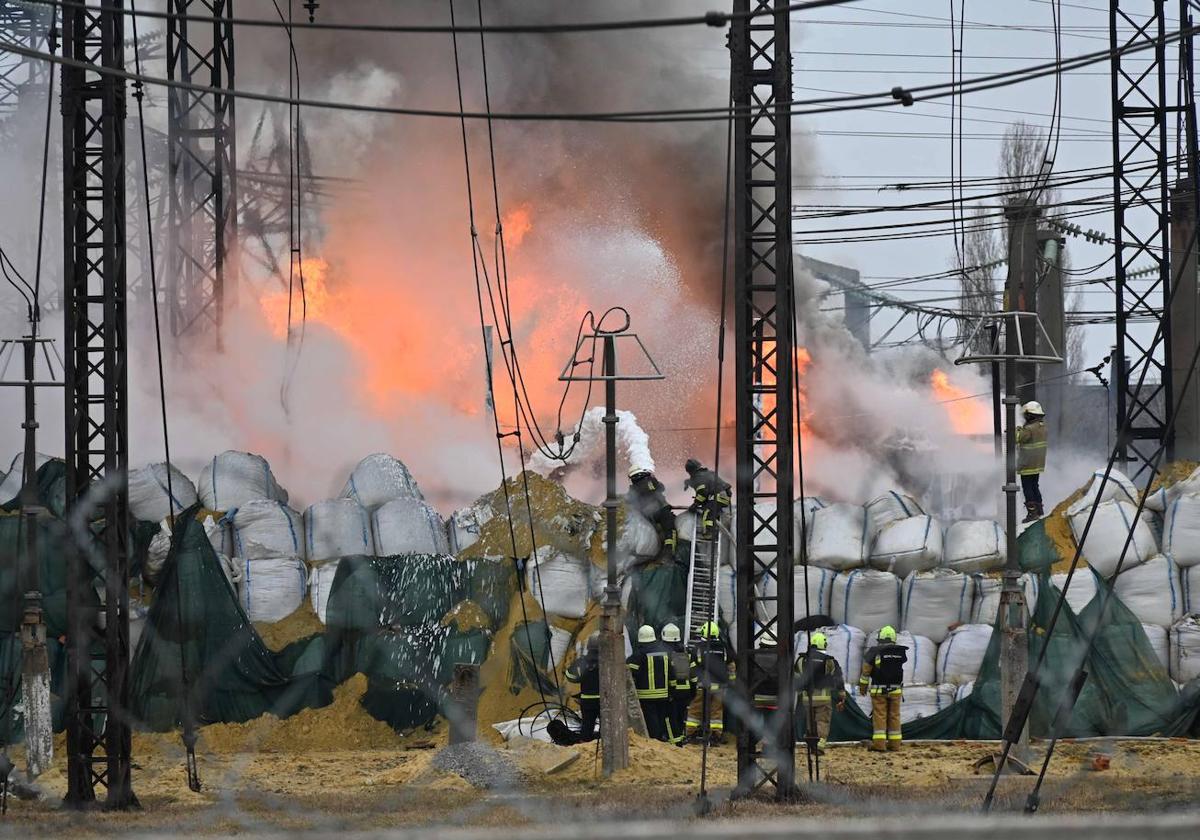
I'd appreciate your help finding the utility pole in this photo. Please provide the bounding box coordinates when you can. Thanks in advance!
[1037,230,1066,444]
[1170,178,1200,460]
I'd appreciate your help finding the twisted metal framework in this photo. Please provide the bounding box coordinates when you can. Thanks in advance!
[0,0,48,133]
[61,0,136,808]
[731,0,796,797]
[167,0,238,345]
[1109,0,1178,474]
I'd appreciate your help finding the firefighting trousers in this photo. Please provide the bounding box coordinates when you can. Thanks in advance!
[686,686,724,734]
[578,699,599,742]
[669,690,692,745]
[798,697,832,747]
[870,692,902,749]
[640,698,673,742]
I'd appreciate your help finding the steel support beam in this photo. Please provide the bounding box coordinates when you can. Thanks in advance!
[731,0,796,798]
[167,0,238,345]
[61,0,136,809]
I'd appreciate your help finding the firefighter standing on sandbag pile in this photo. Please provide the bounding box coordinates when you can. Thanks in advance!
[683,458,731,540]
[565,633,601,741]
[686,621,731,744]
[859,625,908,752]
[628,624,672,742]
[661,622,692,746]
[626,466,678,558]
[1017,400,1048,523]
[795,631,846,755]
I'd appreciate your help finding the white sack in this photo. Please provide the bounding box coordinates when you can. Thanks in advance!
[865,491,925,538]
[943,520,1006,574]
[1069,499,1157,579]
[1067,469,1139,516]
[901,569,974,644]
[831,569,900,634]
[955,681,974,702]
[794,497,827,551]
[198,450,288,510]
[238,555,307,623]
[1141,622,1170,670]
[1169,615,1200,683]
[864,628,936,686]
[757,565,836,627]
[448,502,494,554]
[128,462,198,522]
[1111,555,1183,628]
[675,509,732,567]
[936,623,993,685]
[226,500,304,560]
[548,624,573,671]
[144,514,228,585]
[372,498,450,556]
[309,560,340,624]
[718,565,736,649]
[808,503,868,570]
[869,516,943,578]
[340,453,423,509]
[527,547,590,619]
[304,498,374,563]
[1185,564,1200,614]
[972,574,1040,625]
[899,684,957,724]
[617,509,661,563]
[1162,493,1200,567]
[1144,465,1200,512]
[1051,567,1101,617]
[797,624,866,688]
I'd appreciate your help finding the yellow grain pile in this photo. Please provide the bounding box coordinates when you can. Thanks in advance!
[254,599,325,651]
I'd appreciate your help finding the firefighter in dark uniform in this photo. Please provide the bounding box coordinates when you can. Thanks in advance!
[686,621,731,744]
[627,466,678,557]
[751,632,783,743]
[627,624,672,741]
[565,633,601,741]
[794,630,846,754]
[859,625,908,751]
[683,458,731,539]
[661,622,692,746]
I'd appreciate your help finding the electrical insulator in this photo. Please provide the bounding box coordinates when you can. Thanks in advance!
[303,0,318,23]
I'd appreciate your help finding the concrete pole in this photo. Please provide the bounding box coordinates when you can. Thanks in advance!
[1170,179,1200,461]
[1005,199,1042,402]
[1037,230,1066,444]
[599,335,629,774]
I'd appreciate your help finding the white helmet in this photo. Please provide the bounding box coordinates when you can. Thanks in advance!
[637,624,657,644]
[628,465,651,480]
[661,623,681,643]
[1022,401,1045,417]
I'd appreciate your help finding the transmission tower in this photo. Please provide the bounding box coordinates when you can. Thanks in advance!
[167,0,238,346]
[0,0,49,133]
[731,0,797,797]
[60,0,136,809]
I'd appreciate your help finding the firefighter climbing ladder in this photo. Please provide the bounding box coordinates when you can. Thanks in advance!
[682,517,721,645]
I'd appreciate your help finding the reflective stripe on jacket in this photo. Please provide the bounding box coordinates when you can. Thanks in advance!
[1016,420,1047,475]
[628,647,671,700]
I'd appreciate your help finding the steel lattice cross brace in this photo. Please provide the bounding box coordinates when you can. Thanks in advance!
[167,0,238,345]
[0,0,49,130]
[61,0,136,809]
[731,0,797,798]
[1109,0,1180,476]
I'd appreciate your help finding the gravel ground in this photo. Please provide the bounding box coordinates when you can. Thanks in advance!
[432,742,521,790]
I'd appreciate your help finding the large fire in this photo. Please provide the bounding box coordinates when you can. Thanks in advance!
[930,369,990,435]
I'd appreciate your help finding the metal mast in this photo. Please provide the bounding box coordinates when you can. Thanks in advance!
[731,0,796,797]
[1110,0,1177,475]
[61,0,136,809]
[167,0,238,345]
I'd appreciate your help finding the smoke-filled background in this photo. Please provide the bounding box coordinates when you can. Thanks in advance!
[0,1,1009,515]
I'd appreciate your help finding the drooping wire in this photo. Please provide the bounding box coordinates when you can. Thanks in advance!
[129,0,199,793]
[30,18,56,335]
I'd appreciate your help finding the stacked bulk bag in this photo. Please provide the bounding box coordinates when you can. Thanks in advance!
[808,503,868,570]
[240,555,307,623]
[617,509,660,565]
[1185,564,1200,614]
[1051,567,1101,616]
[936,623,993,685]
[1162,494,1200,567]
[1110,555,1183,628]
[900,569,974,643]
[1069,499,1158,579]
[831,569,900,634]
[225,500,304,560]
[864,491,925,539]
[198,450,288,510]
[794,497,827,549]
[449,502,493,554]
[955,681,974,702]
[1169,615,1200,683]
[310,560,340,623]
[865,628,936,685]
[757,566,836,627]
[718,565,736,646]
[340,453,423,508]
[305,499,374,563]
[1070,469,1140,512]
[128,462,198,522]
[898,684,957,724]
[1145,465,1200,512]
[942,520,1005,574]
[526,546,590,619]
[675,509,732,566]
[868,516,943,578]
[797,624,866,689]
[972,574,1040,625]
[372,498,450,556]
[1141,623,1170,670]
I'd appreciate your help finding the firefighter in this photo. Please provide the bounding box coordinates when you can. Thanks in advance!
[751,631,783,743]
[686,620,731,744]
[683,458,732,540]
[565,633,601,741]
[660,623,692,746]
[1017,400,1048,522]
[627,624,672,742]
[794,631,846,754]
[859,625,908,752]
[627,466,678,557]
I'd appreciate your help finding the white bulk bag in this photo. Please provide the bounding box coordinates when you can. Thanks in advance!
[943,520,1006,574]
[1145,465,1200,512]
[548,624,573,671]
[898,684,956,724]
[831,569,900,634]
[1169,615,1200,683]
[309,560,340,624]
[1067,469,1139,516]
[144,513,229,585]
[675,509,733,567]
[1111,555,1183,628]
[128,462,198,522]
[1141,622,1170,670]
[869,516,943,578]
[372,498,450,556]
[226,500,304,560]
[757,566,836,627]
[865,491,925,539]
[617,509,661,564]
[864,628,936,686]
[955,681,974,702]
[1162,494,1200,567]
[936,623,993,685]
[238,555,307,623]
[901,569,974,644]
[798,624,866,688]
[1051,567,1101,617]
[526,546,590,619]
[717,565,737,648]
[304,499,374,563]
[448,502,494,554]
[808,503,868,570]
[198,450,288,510]
[1069,499,1157,579]
[852,688,873,717]
[972,574,1040,626]
[1185,564,1200,614]
[340,453,423,509]
[794,497,827,550]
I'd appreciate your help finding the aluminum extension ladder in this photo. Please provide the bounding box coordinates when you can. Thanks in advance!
[682,515,721,645]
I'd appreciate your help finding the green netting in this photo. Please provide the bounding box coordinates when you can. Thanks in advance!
[323,553,471,631]
[1017,519,1059,572]
[463,555,518,628]
[625,560,687,634]
[1,460,68,518]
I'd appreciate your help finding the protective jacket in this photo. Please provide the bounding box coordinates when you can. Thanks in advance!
[795,649,845,702]
[751,647,782,708]
[627,474,677,547]
[690,637,732,689]
[565,649,600,701]
[860,643,908,694]
[627,642,671,700]
[1016,419,1047,475]
[684,467,732,508]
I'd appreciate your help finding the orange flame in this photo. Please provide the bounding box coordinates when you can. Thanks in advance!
[930,369,990,435]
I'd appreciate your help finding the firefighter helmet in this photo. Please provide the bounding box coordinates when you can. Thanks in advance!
[628,465,650,480]
[661,623,681,643]
[810,631,828,651]
[1022,401,1045,417]
[685,458,702,474]
[878,625,897,643]
[637,624,657,644]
